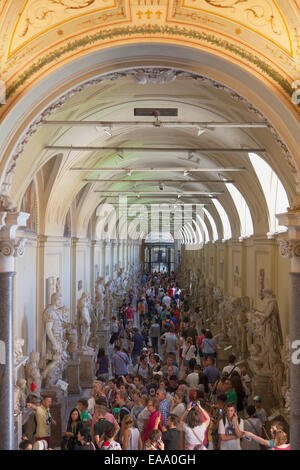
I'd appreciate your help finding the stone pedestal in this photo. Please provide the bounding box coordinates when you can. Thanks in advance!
[78,352,95,388]
[41,387,67,449]
[95,328,109,350]
[67,359,81,395]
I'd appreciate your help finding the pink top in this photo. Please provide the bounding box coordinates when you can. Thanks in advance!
[144,410,163,442]
[274,445,290,450]
[126,307,135,320]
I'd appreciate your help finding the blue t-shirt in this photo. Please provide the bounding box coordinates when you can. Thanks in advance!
[132,333,144,354]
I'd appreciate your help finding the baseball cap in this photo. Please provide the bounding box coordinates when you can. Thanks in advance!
[253,395,262,402]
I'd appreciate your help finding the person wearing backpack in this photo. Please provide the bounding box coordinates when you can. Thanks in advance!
[218,402,244,450]
[241,405,262,450]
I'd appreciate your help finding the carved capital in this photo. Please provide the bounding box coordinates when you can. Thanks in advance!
[0,237,27,258]
[279,239,300,259]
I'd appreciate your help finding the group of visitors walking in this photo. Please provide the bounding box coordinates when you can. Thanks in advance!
[21,271,290,451]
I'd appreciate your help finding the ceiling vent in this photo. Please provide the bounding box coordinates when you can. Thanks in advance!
[134,108,178,116]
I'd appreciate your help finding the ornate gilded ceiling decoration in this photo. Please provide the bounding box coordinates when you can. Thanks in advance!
[172,0,293,56]
[8,0,119,57]
[0,0,299,113]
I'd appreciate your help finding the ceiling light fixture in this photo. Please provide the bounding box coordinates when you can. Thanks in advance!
[197,127,206,136]
[104,127,112,136]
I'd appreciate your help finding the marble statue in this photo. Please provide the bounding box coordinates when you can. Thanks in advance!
[77,292,93,352]
[66,327,78,359]
[41,286,72,387]
[25,351,42,395]
[95,277,105,326]
[246,289,285,407]
[236,296,250,356]
[14,337,25,364]
[14,379,27,416]
[104,280,113,321]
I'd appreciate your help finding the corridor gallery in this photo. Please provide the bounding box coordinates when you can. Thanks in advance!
[0,0,300,452]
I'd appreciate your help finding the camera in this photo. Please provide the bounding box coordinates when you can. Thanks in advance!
[46,416,53,425]
[192,402,198,407]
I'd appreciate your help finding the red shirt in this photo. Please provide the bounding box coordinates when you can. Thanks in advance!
[144,411,164,442]
[126,307,135,320]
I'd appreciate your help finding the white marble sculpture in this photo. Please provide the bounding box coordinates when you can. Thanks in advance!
[104,280,113,321]
[25,351,42,395]
[14,378,27,416]
[14,337,25,365]
[41,286,71,387]
[77,292,93,352]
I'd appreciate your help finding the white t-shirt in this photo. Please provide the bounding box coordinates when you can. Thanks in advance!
[162,295,172,307]
[222,364,241,376]
[186,372,199,389]
[172,403,186,419]
[218,416,244,450]
[183,344,196,361]
[183,423,207,445]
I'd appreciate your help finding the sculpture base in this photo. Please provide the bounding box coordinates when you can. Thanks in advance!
[67,359,81,395]
[95,328,110,350]
[78,352,95,388]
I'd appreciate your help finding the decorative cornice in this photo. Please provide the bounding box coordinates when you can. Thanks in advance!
[0,238,27,258]
[2,25,297,107]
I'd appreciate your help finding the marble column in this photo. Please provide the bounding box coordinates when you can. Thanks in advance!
[0,211,29,450]
[277,210,300,450]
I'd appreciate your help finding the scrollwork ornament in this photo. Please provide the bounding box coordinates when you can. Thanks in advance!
[293,243,300,258]
[0,241,14,257]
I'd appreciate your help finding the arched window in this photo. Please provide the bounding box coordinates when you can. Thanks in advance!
[212,199,232,241]
[225,183,254,238]
[249,153,289,235]
[203,207,219,242]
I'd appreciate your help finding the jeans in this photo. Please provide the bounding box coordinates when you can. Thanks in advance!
[151,337,159,354]
[132,353,139,367]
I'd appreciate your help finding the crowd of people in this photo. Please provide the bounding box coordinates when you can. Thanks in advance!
[21,271,290,451]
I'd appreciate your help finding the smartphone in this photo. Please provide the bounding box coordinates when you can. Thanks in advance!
[219,409,223,415]
[192,402,197,407]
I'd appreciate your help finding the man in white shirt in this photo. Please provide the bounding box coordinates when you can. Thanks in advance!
[162,294,172,308]
[218,403,244,450]
[186,364,201,389]
[222,355,241,376]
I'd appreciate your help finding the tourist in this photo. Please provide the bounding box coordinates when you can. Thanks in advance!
[243,428,290,450]
[77,429,96,450]
[253,396,267,426]
[223,378,238,406]
[130,327,145,367]
[77,398,92,431]
[62,408,83,450]
[99,422,121,450]
[110,316,120,345]
[145,429,165,450]
[241,405,262,450]
[144,398,164,442]
[202,330,216,360]
[203,357,221,387]
[218,402,244,450]
[27,395,56,448]
[111,344,130,378]
[180,401,210,450]
[121,414,143,450]
[154,413,180,450]
[170,391,186,418]
[19,439,33,450]
[222,355,241,376]
[156,388,170,424]
[211,394,227,450]
[186,363,201,390]
[96,348,109,381]
[182,337,197,367]
[231,373,246,414]
[133,354,152,381]
[149,317,160,354]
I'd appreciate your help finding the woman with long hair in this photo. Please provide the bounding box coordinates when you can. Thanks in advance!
[180,401,210,450]
[96,348,109,381]
[62,408,83,450]
[231,373,246,413]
